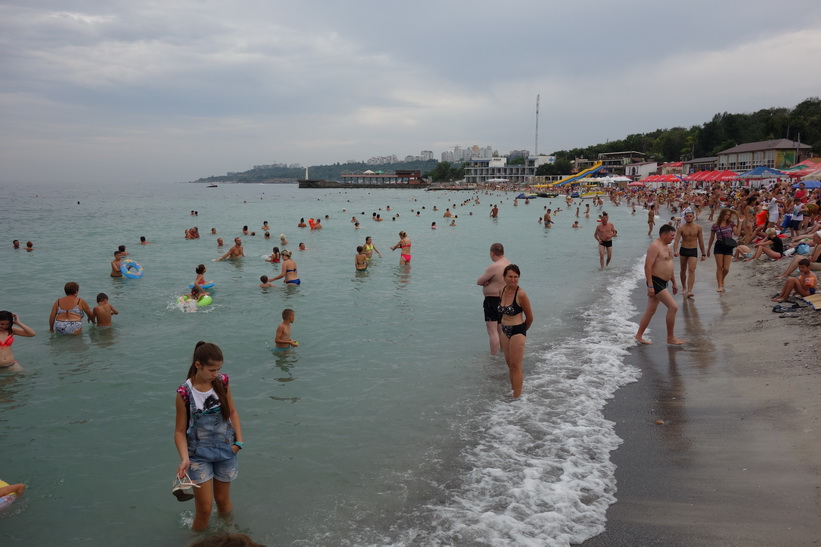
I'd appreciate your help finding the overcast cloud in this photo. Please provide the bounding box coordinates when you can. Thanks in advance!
[2,0,820,183]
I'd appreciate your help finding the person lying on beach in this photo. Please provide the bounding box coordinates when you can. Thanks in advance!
[772,259,817,302]
[92,293,119,327]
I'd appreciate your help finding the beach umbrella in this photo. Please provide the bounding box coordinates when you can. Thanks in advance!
[801,170,821,181]
[794,179,821,189]
[628,181,645,187]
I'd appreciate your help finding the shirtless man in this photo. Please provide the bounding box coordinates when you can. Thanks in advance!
[216,237,244,261]
[490,204,499,218]
[476,242,510,355]
[673,208,706,298]
[543,209,553,228]
[635,225,685,345]
[593,212,616,269]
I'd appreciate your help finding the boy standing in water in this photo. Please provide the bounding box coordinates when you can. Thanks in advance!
[110,251,123,277]
[93,293,119,327]
[275,309,298,348]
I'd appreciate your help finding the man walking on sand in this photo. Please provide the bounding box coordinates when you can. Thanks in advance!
[635,225,686,345]
[476,242,510,355]
[673,208,706,299]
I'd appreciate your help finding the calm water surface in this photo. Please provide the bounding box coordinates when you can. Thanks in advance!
[1,181,653,546]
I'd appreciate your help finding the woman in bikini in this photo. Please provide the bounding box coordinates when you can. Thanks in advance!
[497,264,534,398]
[706,208,740,293]
[0,311,36,371]
[390,231,412,265]
[49,282,94,335]
[269,250,300,285]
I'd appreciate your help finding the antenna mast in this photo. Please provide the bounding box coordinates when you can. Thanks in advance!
[535,94,540,156]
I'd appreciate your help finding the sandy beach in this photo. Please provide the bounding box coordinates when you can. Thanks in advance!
[584,240,821,545]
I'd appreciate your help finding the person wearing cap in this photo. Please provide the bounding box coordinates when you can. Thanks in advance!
[673,208,706,299]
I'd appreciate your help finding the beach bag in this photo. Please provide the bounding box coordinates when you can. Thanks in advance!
[796,243,810,255]
[718,229,737,249]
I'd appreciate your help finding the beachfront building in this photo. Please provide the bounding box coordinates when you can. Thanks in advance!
[716,139,813,171]
[625,161,658,180]
[598,151,645,175]
[464,156,553,185]
[340,170,426,186]
[682,157,718,174]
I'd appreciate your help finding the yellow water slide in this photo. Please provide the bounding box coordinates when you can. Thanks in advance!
[534,161,604,188]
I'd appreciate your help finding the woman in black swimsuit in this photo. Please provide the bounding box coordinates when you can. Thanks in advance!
[497,264,534,398]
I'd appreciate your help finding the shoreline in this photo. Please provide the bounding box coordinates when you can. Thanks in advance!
[584,238,821,545]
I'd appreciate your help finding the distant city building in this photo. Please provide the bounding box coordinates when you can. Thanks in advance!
[421,150,434,161]
[366,155,399,165]
[716,139,812,171]
[464,156,553,185]
[441,145,496,163]
[507,150,531,160]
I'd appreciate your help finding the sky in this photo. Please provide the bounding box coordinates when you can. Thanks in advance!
[2,0,821,184]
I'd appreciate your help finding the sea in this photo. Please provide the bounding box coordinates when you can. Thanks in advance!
[0,181,656,546]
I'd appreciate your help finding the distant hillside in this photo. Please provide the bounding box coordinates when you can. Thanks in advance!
[552,97,821,163]
[194,160,439,184]
[194,97,820,183]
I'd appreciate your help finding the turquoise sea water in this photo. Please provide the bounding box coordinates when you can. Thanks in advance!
[1,182,654,546]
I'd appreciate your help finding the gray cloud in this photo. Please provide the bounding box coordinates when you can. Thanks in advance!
[1,0,820,183]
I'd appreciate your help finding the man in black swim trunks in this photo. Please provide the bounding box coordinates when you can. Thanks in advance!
[476,242,510,355]
[673,208,706,298]
[635,225,686,345]
[594,212,616,269]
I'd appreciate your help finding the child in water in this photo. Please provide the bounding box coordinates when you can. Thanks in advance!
[92,293,119,327]
[174,341,244,531]
[259,275,273,288]
[0,311,36,371]
[275,309,298,348]
[355,246,368,271]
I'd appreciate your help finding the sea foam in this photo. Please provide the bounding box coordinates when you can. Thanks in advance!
[385,258,644,546]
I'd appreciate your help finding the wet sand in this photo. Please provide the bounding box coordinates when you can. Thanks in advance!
[584,245,821,545]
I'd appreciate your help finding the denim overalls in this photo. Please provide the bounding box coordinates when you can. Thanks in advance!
[179,375,238,483]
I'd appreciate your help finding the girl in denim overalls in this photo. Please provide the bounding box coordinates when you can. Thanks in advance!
[174,341,244,531]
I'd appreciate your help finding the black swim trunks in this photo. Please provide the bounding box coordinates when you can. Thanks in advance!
[483,296,501,322]
[651,275,669,294]
[679,246,698,258]
[599,240,613,248]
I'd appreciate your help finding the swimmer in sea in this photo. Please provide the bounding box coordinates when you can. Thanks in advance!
[216,238,244,261]
[390,231,412,265]
[363,236,381,261]
[355,246,368,271]
[92,293,119,327]
[0,311,36,371]
[111,251,123,277]
[259,275,273,288]
[275,309,298,348]
[269,250,300,285]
